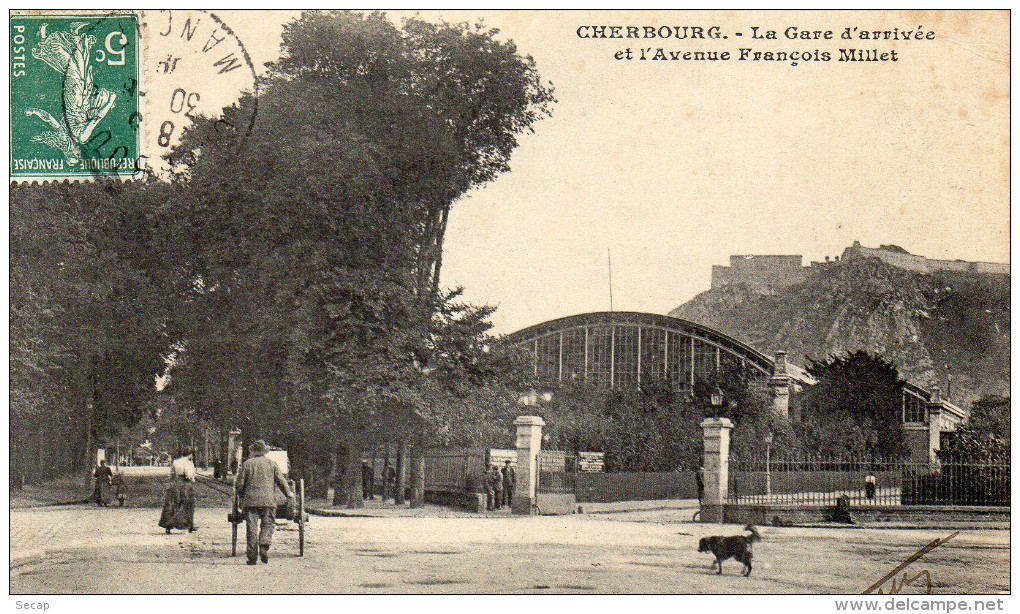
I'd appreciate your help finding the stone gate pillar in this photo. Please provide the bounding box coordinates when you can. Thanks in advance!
[770,351,791,419]
[701,417,734,523]
[512,415,545,515]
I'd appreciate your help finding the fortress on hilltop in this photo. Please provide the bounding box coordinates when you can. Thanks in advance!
[710,242,1008,294]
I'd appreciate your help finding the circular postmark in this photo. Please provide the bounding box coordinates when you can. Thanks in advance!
[138,9,259,178]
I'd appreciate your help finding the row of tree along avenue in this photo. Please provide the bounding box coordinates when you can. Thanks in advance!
[10,11,553,505]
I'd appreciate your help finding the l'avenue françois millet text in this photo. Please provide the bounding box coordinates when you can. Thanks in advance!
[577,24,937,67]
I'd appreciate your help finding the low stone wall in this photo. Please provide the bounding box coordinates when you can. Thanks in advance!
[537,492,576,515]
[721,504,1010,527]
[424,488,486,513]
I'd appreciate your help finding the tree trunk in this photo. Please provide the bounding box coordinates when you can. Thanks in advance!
[395,439,408,505]
[341,442,364,508]
[410,446,426,508]
[328,445,341,505]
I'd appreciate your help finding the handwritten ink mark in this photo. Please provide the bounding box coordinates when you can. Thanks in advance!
[878,569,933,595]
[863,532,958,595]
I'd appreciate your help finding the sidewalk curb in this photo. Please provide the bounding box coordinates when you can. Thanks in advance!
[10,549,47,570]
[306,507,377,518]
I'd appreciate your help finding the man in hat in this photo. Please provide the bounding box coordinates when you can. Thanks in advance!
[234,440,294,565]
[501,460,516,509]
[489,465,504,510]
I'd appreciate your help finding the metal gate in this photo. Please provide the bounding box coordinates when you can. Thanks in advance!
[537,450,576,494]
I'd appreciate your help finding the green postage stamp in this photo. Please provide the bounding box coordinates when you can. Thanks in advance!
[10,13,140,179]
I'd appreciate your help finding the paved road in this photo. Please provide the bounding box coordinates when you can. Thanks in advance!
[9,507,1010,594]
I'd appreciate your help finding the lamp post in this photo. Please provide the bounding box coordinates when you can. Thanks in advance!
[709,387,723,418]
[764,431,774,497]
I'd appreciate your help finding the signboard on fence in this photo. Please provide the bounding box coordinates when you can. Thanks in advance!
[578,452,605,473]
[489,449,517,467]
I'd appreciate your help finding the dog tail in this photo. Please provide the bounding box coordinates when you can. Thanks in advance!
[744,523,761,542]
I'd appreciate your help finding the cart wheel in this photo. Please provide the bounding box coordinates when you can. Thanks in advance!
[298,479,305,557]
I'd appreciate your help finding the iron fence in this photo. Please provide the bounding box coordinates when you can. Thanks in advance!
[902,457,1010,506]
[726,454,1009,507]
[537,450,576,494]
[423,448,487,493]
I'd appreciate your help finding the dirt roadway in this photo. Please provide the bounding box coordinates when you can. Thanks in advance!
[10,507,1010,594]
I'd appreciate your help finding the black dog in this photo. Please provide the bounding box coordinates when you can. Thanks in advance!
[697,524,761,576]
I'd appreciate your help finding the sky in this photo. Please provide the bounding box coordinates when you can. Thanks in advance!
[152,10,1010,336]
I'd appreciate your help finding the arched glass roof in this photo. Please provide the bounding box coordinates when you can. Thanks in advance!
[504,311,778,389]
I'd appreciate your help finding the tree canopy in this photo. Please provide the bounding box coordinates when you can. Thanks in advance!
[939,395,1009,459]
[10,11,553,492]
[798,350,908,457]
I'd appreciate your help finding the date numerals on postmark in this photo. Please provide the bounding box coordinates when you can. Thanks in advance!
[158,88,201,147]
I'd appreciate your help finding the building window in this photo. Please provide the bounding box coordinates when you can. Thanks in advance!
[902,392,927,423]
[613,325,638,388]
[536,334,559,381]
[640,327,666,383]
[586,326,612,388]
[561,329,586,383]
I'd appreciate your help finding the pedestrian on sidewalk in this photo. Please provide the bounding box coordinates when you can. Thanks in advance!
[235,440,294,565]
[865,473,877,501]
[489,465,504,510]
[112,471,127,507]
[501,460,516,508]
[159,450,197,533]
[91,460,114,506]
[696,465,705,505]
[483,464,496,511]
[361,461,374,500]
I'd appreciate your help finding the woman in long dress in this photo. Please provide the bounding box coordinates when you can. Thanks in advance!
[92,460,114,506]
[159,451,197,533]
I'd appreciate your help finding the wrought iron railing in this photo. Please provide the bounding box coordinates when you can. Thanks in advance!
[726,454,1009,507]
[537,450,576,493]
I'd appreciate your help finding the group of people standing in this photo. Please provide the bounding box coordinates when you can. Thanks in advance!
[361,461,401,501]
[484,460,515,511]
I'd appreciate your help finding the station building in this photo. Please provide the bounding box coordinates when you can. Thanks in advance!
[505,311,965,463]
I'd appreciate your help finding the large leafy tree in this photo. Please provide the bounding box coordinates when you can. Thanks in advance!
[798,350,908,457]
[158,10,553,505]
[939,395,1009,459]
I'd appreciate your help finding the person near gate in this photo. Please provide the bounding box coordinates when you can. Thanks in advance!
[234,440,294,565]
[501,460,516,508]
[696,465,705,505]
[361,461,375,500]
[91,460,114,506]
[483,464,496,511]
[489,465,504,510]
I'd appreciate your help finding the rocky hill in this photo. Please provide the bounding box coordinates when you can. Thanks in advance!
[670,251,1010,409]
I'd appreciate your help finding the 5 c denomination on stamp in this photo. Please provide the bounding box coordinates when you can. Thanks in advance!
[10,13,141,180]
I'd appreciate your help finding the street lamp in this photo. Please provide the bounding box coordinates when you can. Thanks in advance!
[710,387,724,418]
[519,389,553,407]
[764,431,774,497]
